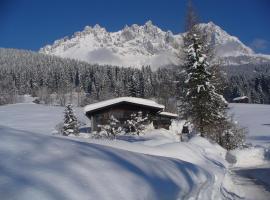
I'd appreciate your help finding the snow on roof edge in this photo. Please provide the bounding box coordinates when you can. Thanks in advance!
[233,96,248,101]
[84,97,165,114]
[158,111,178,118]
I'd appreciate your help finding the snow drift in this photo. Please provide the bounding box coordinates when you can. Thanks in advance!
[0,126,212,200]
[0,103,231,200]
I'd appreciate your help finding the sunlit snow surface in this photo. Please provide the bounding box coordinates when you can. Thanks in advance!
[0,103,229,200]
[39,21,269,69]
[0,102,269,199]
[230,103,270,147]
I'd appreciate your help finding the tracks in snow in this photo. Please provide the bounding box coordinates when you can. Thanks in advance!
[229,165,270,200]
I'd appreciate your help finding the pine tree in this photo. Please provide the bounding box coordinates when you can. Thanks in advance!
[185,0,198,32]
[181,32,228,137]
[97,115,122,139]
[125,111,148,135]
[178,1,246,149]
[218,118,246,150]
[138,73,145,97]
[62,104,79,136]
[127,73,138,97]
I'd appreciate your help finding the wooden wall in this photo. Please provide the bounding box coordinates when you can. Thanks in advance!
[90,105,156,131]
[86,103,173,132]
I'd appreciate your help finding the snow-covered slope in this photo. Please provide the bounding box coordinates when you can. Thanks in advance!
[0,103,230,200]
[197,22,253,57]
[0,125,212,200]
[40,21,270,68]
[1,103,270,199]
[40,21,181,69]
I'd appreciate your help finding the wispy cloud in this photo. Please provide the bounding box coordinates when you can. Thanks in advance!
[250,38,269,51]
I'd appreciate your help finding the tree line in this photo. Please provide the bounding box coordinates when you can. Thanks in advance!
[0,48,178,110]
[0,48,270,109]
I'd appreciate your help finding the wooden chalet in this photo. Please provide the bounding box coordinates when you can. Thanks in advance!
[84,97,178,132]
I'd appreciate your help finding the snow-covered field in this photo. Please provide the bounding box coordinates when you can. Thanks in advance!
[230,103,270,147]
[0,102,269,199]
[229,103,270,200]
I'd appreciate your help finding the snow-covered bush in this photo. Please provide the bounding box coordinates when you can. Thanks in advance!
[125,111,148,135]
[55,120,85,136]
[209,118,246,150]
[95,115,122,139]
[61,104,79,136]
[219,121,247,150]
[94,112,149,139]
[54,122,64,135]
[230,146,268,167]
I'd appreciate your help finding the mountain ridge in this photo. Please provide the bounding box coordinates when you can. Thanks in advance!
[39,21,270,69]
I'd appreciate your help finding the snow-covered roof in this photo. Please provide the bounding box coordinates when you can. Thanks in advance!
[84,97,165,114]
[233,96,248,101]
[158,112,178,118]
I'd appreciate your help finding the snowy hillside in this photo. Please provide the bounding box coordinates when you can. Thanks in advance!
[0,103,230,200]
[0,125,212,200]
[40,21,270,68]
[0,103,269,199]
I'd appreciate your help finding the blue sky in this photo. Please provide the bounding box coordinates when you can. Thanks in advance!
[0,0,269,54]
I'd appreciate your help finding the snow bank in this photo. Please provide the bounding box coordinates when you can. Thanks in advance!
[0,103,88,135]
[0,103,231,199]
[0,125,211,200]
[189,136,227,161]
[89,132,229,199]
[229,103,270,168]
[230,147,269,168]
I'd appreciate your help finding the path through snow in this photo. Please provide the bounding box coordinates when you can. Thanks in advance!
[230,104,270,200]
[230,165,270,200]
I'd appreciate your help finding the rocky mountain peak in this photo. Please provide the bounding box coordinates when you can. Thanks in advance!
[39,21,269,68]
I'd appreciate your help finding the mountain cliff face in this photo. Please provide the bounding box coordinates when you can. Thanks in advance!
[40,21,270,68]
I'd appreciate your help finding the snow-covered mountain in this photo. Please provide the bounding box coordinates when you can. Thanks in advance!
[40,21,270,68]
[197,22,253,57]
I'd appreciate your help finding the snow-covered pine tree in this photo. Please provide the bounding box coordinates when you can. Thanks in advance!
[127,73,139,97]
[62,104,79,136]
[180,31,228,138]
[179,1,246,149]
[185,0,198,32]
[126,111,148,135]
[142,66,153,98]
[138,73,145,97]
[97,115,122,139]
[218,117,246,150]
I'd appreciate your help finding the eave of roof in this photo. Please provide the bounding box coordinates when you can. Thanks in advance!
[158,111,178,118]
[233,96,248,101]
[84,97,165,115]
